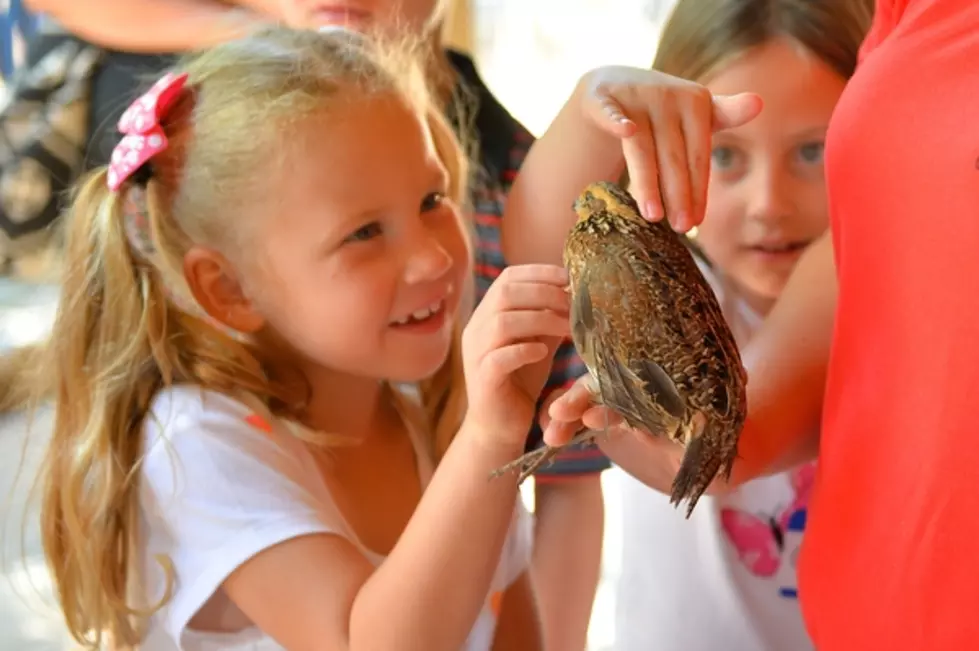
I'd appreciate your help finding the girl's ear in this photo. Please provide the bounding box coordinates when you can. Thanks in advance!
[183,245,265,334]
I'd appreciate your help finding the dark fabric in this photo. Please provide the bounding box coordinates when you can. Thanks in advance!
[85,50,177,171]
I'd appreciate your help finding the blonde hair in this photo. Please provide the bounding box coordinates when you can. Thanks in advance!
[18,26,470,649]
[653,0,874,82]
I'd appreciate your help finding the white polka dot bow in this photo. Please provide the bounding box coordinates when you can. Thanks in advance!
[106,72,189,192]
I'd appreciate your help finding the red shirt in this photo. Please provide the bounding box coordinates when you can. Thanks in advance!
[800,0,979,647]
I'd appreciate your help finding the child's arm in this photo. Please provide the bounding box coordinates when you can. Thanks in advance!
[222,424,528,651]
[492,573,544,651]
[500,66,762,268]
[528,352,607,651]
[532,475,603,651]
[24,0,271,51]
[148,265,572,651]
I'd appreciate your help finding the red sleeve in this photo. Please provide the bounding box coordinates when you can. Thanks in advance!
[858,0,909,64]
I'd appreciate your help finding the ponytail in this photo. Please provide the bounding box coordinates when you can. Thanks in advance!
[36,170,275,648]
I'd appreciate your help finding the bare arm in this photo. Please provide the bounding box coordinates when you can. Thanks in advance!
[500,75,626,268]
[573,233,836,491]
[222,422,525,651]
[728,231,836,481]
[24,0,272,52]
[491,573,545,651]
[532,477,603,651]
[501,68,761,268]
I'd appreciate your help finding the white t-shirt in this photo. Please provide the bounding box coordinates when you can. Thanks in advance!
[611,258,816,651]
[135,385,532,651]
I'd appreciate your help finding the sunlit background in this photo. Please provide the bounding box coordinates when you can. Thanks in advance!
[0,1,678,648]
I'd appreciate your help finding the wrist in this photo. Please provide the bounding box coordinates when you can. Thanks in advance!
[457,414,529,460]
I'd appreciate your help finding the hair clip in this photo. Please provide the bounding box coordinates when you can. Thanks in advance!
[106,72,189,191]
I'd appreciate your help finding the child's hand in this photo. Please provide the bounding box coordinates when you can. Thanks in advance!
[541,375,623,446]
[545,375,687,496]
[462,265,571,446]
[579,66,763,232]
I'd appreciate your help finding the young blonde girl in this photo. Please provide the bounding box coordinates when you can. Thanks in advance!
[16,3,611,642]
[18,20,762,651]
[33,27,559,650]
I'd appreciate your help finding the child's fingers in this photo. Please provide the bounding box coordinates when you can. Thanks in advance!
[483,342,550,378]
[547,377,597,422]
[488,281,570,315]
[650,106,693,231]
[621,114,665,222]
[679,96,714,230]
[482,311,570,350]
[588,91,638,139]
[542,419,582,447]
[711,92,763,131]
[581,405,624,431]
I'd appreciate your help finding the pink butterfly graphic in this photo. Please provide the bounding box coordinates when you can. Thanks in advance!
[720,464,815,579]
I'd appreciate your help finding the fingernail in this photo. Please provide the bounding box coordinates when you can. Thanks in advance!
[643,202,661,221]
[671,210,689,231]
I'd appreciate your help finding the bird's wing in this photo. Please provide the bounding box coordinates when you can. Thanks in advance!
[570,271,684,436]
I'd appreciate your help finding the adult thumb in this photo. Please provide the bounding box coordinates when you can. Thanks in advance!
[712,92,763,131]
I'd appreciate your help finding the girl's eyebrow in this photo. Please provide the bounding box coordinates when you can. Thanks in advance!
[711,124,830,144]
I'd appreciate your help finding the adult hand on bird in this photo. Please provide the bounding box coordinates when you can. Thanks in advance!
[578,66,763,232]
[544,375,690,498]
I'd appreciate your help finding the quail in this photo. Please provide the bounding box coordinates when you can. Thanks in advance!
[493,181,748,516]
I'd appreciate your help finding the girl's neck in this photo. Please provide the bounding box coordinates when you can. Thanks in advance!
[736,285,776,316]
[300,366,392,441]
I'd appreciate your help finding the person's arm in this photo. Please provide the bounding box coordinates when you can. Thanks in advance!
[24,0,272,52]
[588,232,836,491]
[500,67,761,267]
[526,345,606,651]
[532,475,603,651]
[224,421,525,651]
[491,572,545,651]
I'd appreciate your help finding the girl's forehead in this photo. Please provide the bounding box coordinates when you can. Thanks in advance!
[704,40,846,133]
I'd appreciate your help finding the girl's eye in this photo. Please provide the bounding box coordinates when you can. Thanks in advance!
[797,141,825,165]
[421,192,446,212]
[344,221,382,244]
[711,146,740,170]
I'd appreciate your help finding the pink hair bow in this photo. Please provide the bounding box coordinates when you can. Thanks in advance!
[106,72,189,191]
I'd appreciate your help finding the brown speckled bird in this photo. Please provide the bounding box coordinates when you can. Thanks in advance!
[494,181,748,516]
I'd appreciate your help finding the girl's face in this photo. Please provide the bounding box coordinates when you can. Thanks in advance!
[275,0,442,34]
[246,91,470,383]
[698,37,846,313]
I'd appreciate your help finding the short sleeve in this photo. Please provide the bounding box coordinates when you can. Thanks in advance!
[138,387,339,644]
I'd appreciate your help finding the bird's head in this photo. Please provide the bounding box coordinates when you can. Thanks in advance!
[572,181,647,230]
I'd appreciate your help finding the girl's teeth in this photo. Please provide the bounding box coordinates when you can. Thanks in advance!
[411,306,433,321]
[396,301,442,325]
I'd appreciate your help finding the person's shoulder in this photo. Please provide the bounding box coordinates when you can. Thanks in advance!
[143,384,267,449]
[140,385,314,494]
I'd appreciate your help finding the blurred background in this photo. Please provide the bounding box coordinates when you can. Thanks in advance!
[0,1,678,648]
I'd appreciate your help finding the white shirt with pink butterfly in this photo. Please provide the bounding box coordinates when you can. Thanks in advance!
[610,256,815,651]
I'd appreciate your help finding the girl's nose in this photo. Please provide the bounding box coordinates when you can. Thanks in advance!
[745,163,793,224]
[403,232,454,284]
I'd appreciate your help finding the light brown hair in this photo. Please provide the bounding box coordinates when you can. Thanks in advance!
[17,26,470,649]
[653,0,875,82]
